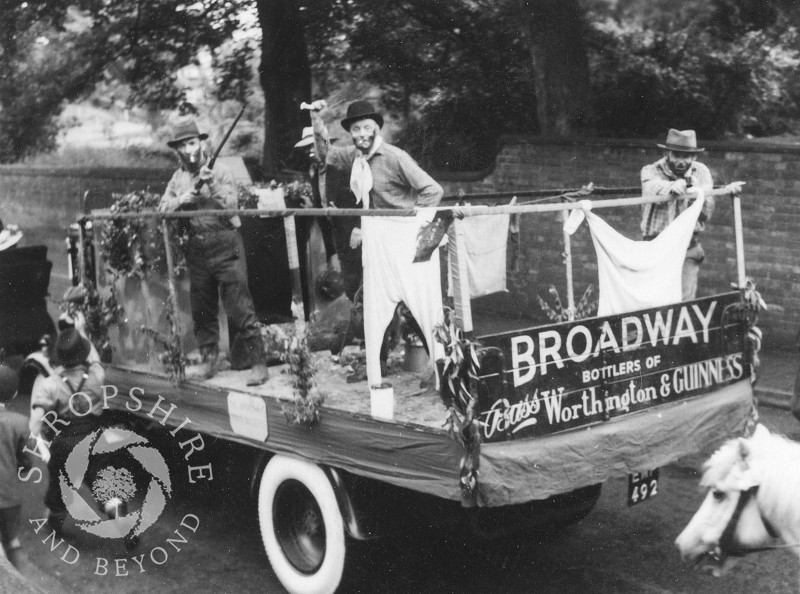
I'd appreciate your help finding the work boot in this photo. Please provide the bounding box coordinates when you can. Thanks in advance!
[198,345,219,380]
[246,341,269,386]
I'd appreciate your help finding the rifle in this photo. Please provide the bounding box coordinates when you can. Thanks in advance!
[194,104,247,192]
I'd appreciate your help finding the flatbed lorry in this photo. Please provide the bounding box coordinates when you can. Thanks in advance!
[29,186,756,594]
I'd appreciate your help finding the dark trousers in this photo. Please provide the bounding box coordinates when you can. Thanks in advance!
[296,216,338,319]
[329,218,363,301]
[187,229,263,357]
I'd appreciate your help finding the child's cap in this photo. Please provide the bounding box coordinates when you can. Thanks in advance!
[0,364,19,402]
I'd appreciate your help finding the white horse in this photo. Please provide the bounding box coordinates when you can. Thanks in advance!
[675,424,800,573]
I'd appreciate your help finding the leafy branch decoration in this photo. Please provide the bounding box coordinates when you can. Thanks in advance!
[282,307,324,427]
[537,284,597,322]
[434,306,483,503]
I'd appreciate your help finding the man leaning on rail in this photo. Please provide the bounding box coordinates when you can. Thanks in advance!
[640,129,744,301]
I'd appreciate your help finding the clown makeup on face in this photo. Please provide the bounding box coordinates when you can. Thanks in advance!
[666,150,696,178]
[176,137,205,172]
[349,119,379,154]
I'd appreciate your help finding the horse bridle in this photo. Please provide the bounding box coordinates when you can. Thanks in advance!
[713,485,783,560]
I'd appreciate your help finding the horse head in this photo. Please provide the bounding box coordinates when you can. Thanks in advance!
[675,424,784,574]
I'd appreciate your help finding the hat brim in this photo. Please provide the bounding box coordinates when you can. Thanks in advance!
[0,230,22,251]
[657,143,705,153]
[167,132,208,148]
[294,136,314,148]
[341,113,384,132]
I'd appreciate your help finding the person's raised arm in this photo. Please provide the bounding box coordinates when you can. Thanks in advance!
[308,100,331,165]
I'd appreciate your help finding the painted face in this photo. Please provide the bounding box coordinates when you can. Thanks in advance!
[176,137,204,171]
[349,119,379,154]
[666,150,696,178]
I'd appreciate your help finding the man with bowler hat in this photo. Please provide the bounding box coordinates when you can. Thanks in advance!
[159,118,268,385]
[641,129,744,300]
[306,99,444,388]
[29,328,105,534]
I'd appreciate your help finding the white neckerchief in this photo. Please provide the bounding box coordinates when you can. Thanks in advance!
[350,136,383,208]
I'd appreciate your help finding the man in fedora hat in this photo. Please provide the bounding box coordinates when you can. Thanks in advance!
[305,99,444,388]
[159,118,268,385]
[29,328,105,534]
[641,128,744,300]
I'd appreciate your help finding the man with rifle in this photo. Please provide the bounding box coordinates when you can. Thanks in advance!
[159,118,268,385]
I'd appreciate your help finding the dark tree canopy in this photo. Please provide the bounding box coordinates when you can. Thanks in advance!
[3,0,800,170]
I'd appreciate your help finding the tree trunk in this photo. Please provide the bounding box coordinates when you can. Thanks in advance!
[522,0,594,135]
[256,0,312,173]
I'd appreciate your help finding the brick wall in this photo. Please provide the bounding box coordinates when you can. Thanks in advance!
[0,166,171,300]
[1,137,798,349]
[439,137,800,350]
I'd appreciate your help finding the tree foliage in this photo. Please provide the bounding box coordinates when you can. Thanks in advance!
[0,1,246,162]
[5,0,800,170]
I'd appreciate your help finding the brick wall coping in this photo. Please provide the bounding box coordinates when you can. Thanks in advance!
[2,132,800,185]
[498,134,800,155]
[0,165,172,179]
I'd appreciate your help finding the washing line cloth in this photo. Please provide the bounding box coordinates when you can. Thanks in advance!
[448,214,510,298]
[582,193,705,316]
[361,211,445,387]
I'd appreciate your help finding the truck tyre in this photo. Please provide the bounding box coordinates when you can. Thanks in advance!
[258,455,346,594]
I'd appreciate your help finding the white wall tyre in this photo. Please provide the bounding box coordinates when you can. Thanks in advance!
[258,455,346,594]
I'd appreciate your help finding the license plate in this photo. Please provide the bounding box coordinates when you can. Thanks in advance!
[627,469,659,506]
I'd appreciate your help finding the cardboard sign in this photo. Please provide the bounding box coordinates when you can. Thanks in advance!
[476,292,750,443]
[227,392,269,442]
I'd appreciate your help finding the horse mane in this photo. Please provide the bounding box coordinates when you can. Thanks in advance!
[700,429,800,490]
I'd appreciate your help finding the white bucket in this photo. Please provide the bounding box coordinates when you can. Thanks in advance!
[370,383,394,420]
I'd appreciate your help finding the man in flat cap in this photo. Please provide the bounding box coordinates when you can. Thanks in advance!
[159,119,268,385]
[641,128,744,300]
[306,99,444,389]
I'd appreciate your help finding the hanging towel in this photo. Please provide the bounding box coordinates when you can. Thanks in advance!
[460,214,510,297]
[585,192,705,316]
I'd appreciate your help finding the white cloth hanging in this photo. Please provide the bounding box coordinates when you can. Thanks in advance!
[582,192,705,316]
[450,214,509,298]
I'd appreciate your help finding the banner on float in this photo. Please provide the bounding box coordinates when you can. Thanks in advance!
[476,292,749,443]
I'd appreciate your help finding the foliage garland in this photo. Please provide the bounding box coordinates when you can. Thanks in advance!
[537,284,597,322]
[90,189,187,380]
[79,279,119,364]
[282,305,324,427]
[434,306,483,502]
[99,190,187,278]
[139,293,186,385]
[727,278,767,437]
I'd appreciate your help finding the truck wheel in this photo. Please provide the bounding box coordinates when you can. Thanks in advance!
[258,455,346,594]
